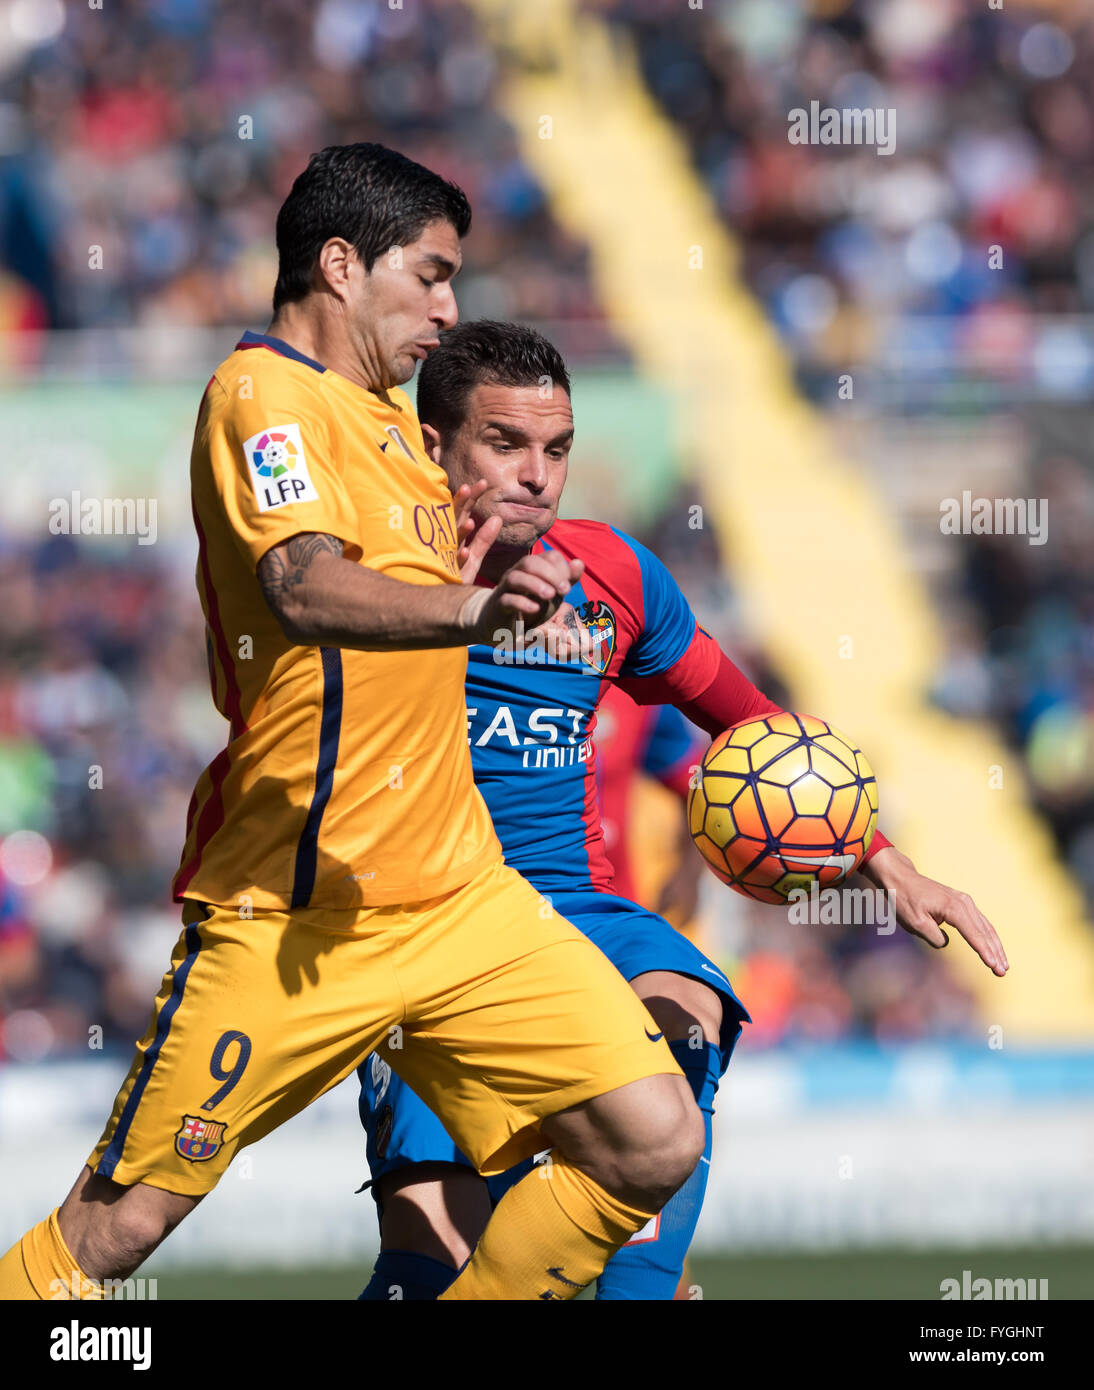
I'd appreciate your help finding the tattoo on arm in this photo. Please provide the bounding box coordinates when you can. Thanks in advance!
[555,606,582,639]
[258,533,343,612]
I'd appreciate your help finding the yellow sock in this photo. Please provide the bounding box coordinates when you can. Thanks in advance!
[438,1156,656,1301]
[0,1211,105,1301]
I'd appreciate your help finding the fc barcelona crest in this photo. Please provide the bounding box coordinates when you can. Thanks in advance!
[576,599,616,675]
[176,1114,227,1163]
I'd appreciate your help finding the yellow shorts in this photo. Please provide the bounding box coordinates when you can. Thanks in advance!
[87,857,679,1196]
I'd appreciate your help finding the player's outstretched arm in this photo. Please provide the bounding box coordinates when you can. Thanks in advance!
[860,844,1009,977]
[605,546,1005,974]
[256,530,583,652]
[675,649,1007,972]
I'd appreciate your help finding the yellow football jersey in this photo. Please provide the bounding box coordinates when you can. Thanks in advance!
[173,330,501,910]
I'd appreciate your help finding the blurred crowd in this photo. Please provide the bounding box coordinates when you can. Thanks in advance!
[0,531,218,1062]
[0,0,602,337]
[593,0,1094,399]
[932,449,1094,913]
[6,0,1092,1058]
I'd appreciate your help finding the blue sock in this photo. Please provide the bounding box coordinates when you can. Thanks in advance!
[594,1039,721,1301]
[358,1249,459,1301]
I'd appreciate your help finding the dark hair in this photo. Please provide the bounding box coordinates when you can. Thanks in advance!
[416,320,572,438]
[272,143,472,311]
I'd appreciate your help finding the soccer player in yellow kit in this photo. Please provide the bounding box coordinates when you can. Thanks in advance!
[0,144,702,1303]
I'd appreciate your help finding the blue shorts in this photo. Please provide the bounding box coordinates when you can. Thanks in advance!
[358,888,749,1193]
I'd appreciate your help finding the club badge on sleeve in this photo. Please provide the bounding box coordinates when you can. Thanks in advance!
[243,422,320,511]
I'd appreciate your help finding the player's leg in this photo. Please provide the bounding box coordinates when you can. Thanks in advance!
[443,1076,700,1301]
[356,1054,486,1300]
[1,902,401,1299]
[463,967,737,1301]
[552,892,747,1300]
[62,1167,197,1285]
[0,1166,198,1301]
[358,1050,702,1301]
[0,915,215,1298]
[353,887,742,1301]
[389,859,704,1301]
[541,1070,702,1199]
[362,1165,489,1301]
[595,970,730,1300]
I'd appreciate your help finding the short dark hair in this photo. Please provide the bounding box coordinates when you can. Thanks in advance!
[272,143,472,311]
[416,320,572,438]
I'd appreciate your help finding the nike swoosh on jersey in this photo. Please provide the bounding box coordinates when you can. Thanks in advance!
[645,1028,664,1042]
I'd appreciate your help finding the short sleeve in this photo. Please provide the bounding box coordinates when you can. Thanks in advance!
[615,530,699,679]
[200,369,362,571]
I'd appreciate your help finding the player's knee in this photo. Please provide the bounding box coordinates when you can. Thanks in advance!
[548,1073,704,1210]
[61,1173,193,1281]
[63,1209,157,1282]
[89,1219,158,1280]
[612,1085,704,1209]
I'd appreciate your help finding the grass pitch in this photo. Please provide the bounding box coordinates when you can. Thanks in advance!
[145,1244,1092,1300]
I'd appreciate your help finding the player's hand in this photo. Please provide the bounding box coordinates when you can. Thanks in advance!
[463,551,585,646]
[453,480,502,584]
[861,846,1009,977]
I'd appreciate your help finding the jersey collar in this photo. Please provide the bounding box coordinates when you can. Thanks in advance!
[237,329,327,374]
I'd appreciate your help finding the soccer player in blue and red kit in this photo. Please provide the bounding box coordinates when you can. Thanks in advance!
[357,320,1009,1301]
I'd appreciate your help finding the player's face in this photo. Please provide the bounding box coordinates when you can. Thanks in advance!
[434,383,574,548]
[350,219,462,389]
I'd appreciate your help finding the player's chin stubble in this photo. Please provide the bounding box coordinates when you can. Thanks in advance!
[494,518,546,551]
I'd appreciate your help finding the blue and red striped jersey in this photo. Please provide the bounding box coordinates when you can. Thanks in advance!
[467,518,731,893]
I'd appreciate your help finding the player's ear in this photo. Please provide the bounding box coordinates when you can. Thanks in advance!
[316,237,354,301]
[421,422,443,465]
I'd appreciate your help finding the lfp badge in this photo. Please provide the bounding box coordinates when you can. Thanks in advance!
[175,1115,227,1163]
[577,598,617,675]
[243,422,320,512]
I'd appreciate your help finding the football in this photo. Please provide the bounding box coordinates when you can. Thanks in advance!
[689,712,878,903]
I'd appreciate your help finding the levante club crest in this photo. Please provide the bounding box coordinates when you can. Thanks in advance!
[175,1115,227,1162]
[577,599,616,675]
